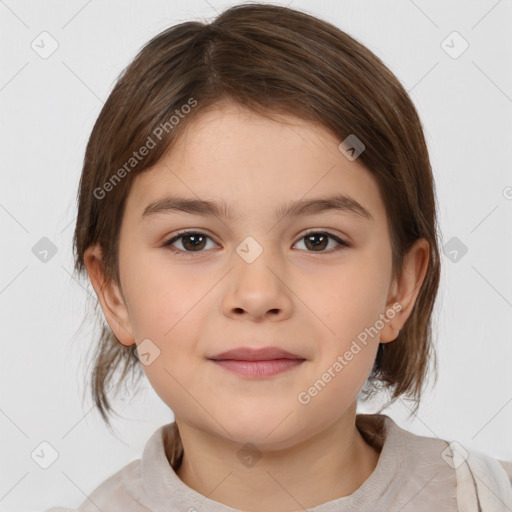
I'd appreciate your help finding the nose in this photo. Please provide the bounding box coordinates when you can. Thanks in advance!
[221,245,293,322]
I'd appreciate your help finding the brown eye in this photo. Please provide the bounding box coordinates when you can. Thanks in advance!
[294,231,349,253]
[163,230,349,256]
[163,231,216,253]
[304,233,329,251]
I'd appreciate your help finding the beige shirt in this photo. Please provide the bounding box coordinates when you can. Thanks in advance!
[45,413,512,512]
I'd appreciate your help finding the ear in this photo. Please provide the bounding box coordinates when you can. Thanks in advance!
[380,238,430,343]
[83,244,135,347]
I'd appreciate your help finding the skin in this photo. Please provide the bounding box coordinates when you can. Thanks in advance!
[85,99,429,512]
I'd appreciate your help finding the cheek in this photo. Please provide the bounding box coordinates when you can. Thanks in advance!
[131,293,205,414]
[125,266,208,364]
[317,263,388,338]
[304,346,378,408]
[308,257,389,389]
[122,250,202,339]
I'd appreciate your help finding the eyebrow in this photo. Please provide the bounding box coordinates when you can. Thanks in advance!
[140,193,374,223]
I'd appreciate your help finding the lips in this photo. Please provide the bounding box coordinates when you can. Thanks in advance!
[208,346,304,361]
[208,346,305,378]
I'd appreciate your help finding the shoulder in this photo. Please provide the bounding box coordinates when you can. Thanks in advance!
[42,423,172,511]
[451,443,512,508]
[498,458,512,483]
[375,414,512,508]
[43,459,144,512]
[78,459,145,511]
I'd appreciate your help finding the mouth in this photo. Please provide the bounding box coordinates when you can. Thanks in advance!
[207,346,306,378]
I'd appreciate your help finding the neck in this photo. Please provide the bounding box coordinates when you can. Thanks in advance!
[171,409,380,512]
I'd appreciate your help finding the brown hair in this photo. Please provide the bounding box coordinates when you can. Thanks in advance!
[73,3,441,430]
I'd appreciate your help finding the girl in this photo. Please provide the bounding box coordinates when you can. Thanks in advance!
[46,3,512,511]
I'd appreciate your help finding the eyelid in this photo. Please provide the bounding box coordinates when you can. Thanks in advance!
[162,229,220,255]
[162,228,351,255]
[162,228,214,242]
[298,229,351,250]
[299,227,347,240]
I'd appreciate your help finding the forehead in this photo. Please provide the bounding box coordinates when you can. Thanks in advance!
[124,101,387,227]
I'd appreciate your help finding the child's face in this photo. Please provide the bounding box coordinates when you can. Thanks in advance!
[103,100,408,447]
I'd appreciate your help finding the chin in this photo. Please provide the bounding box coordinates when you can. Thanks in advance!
[218,410,311,451]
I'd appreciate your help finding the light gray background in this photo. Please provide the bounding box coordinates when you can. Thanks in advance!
[1,0,511,510]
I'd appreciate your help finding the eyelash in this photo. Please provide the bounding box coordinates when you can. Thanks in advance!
[162,230,350,256]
